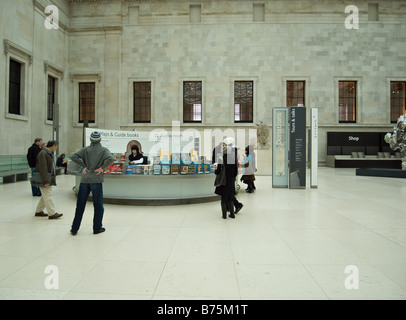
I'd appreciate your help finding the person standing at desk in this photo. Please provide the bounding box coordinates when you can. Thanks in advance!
[129,145,144,165]
[70,131,116,235]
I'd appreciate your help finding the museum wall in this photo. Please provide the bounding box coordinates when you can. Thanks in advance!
[0,0,70,155]
[1,0,406,175]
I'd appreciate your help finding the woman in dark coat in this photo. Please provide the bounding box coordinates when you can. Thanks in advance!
[215,146,238,219]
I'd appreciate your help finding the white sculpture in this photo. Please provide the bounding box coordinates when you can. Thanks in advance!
[384,114,406,170]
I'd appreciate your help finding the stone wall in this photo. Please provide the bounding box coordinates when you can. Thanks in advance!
[1,0,406,175]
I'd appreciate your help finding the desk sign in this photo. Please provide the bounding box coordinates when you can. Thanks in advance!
[272,108,289,188]
[289,107,306,189]
[310,108,318,188]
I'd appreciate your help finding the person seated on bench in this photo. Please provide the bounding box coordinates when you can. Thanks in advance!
[56,153,68,174]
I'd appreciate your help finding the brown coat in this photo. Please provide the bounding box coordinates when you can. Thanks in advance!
[35,148,56,186]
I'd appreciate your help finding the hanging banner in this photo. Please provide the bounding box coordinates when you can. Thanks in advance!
[272,108,289,188]
[289,107,306,189]
[310,108,318,188]
[84,127,196,157]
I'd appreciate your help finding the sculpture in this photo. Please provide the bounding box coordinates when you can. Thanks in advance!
[256,121,270,150]
[384,114,406,170]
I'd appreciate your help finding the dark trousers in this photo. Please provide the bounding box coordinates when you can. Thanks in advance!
[30,168,41,196]
[221,195,235,218]
[71,183,104,233]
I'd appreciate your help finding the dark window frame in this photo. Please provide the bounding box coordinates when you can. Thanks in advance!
[47,76,56,121]
[8,59,22,115]
[338,81,357,123]
[79,82,96,124]
[183,81,202,123]
[287,81,306,107]
[390,81,406,123]
[234,80,254,123]
[133,82,152,123]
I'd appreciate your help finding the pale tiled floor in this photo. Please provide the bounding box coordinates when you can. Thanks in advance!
[0,167,405,300]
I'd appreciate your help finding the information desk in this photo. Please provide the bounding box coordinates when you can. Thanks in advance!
[72,173,220,206]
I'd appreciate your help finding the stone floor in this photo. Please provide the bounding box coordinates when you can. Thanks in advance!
[0,167,405,300]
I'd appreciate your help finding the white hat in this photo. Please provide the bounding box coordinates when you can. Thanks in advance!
[223,137,235,146]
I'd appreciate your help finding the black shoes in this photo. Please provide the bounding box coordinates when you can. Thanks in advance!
[235,203,243,214]
[70,228,106,235]
[93,228,106,235]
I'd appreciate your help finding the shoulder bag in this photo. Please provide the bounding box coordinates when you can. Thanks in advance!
[214,165,227,187]
[30,172,52,187]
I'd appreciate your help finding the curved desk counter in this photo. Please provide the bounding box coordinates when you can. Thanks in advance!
[72,173,220,206]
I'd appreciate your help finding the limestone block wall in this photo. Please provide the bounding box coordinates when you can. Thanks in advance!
[0,0,69,155]
[1,0,406,175]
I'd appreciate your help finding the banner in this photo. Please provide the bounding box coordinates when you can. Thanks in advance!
[310,108,318,188]
[272,108,289,188]
[84,127,197,157]
[289,107,306,189]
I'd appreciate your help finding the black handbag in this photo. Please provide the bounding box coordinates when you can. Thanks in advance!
[214,165,227,187]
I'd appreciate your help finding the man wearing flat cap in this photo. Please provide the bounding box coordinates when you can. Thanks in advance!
[70,131,116,235]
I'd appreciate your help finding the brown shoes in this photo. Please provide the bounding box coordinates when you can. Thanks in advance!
[35,211,48,217]
[35,211,63,219]
[49,213,63,219]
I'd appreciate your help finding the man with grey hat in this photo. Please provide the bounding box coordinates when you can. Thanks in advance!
[70,131,116,235]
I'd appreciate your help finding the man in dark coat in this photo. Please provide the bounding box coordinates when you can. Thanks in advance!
[27,138,43,196]
[214,146,238,219]
[34,140,63,219]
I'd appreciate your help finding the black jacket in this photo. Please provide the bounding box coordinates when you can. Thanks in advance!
[129,153,144,164]
[214,153,238,197]
[27,144,42,168]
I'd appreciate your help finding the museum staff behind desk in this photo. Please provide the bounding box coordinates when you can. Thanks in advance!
[128,145,145,165]
[72,164,220,206]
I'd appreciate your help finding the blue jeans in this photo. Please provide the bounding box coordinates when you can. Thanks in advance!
[71,183,104,233]
[30,168,42,196]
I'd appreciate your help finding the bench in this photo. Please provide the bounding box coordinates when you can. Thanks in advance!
[326,154,402,169]
[0,155,31,183]
[55,167,64,175]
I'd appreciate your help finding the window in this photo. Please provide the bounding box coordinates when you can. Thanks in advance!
[133,82,151,123]
[79,82,96,123]
[234,81,253,123]
[9,59,21,115]
[287,81,305,107]
[391,82,406,123]
[368,3,379,22]
[4,40,32,120]
[253,3,265,22]
[339,81,357,123]
[183,81,202,123]
[47,76,56,121]
[190,4,201,23]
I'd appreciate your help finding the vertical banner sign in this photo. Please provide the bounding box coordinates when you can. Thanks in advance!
[53,103,59,162]
[310,108,318,188]
[289,107,306,189]
[272,108,289,188]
